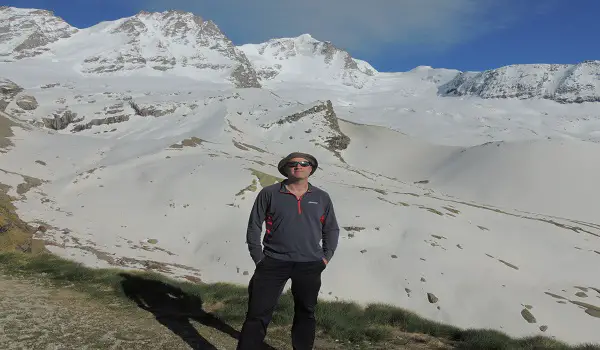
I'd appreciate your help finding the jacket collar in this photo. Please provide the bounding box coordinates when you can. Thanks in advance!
[279,180,313,193]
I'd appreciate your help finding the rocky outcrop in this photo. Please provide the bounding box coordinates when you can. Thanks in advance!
[321,100,350,154]
[266,100,350,162]
[230,56,261,88]
[16,95,38,110]
[129,101,177,117]
[0,78,23,111]
[42,110,83,130]
[71,115,130,132]
[273,103,330,126]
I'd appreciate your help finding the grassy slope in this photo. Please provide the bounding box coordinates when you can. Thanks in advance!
[0,113,44,253]
[1,250,599,349]
[0,183,32,251]
[0,252,599,349]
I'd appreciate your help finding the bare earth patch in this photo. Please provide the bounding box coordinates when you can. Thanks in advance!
[0,112,16,152]
[0,274,234,350]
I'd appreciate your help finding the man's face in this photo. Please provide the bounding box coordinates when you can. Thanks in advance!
[286,157,313,179]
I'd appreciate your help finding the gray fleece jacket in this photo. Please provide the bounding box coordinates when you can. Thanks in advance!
[246,181,340,264]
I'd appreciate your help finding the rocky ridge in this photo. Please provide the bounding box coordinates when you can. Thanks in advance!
[439,60,600,104]
[263,100,351,161]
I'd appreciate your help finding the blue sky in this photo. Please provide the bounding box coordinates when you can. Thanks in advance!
[5,0,598,72]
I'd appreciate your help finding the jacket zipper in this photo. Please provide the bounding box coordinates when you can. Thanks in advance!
[283,192,304,214]
[281,189,307,214]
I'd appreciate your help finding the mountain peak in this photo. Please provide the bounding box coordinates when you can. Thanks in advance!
[293,33,318,42]
[0,6,51,15]
[111,9,208,37]
[239,33,376,88]
[0,6,77,61]
[60,9,261,88]
[133,8,204,22]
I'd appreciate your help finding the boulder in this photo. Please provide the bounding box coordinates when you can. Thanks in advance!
[16,95,38,110]
[0,78,23,111]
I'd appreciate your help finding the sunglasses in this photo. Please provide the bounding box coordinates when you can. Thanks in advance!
[286,161,312,168]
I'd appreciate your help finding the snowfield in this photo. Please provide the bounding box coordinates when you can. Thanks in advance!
[1,6,600,347]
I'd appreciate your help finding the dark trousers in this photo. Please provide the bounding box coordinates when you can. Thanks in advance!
[236,256,326,350]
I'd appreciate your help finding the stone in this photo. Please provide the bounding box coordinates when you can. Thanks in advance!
[16,95,38,110]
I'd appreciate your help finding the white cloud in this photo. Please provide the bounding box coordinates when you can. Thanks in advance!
[137,0,532,55]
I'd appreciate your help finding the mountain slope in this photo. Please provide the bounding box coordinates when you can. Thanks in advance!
[1,73,599,346]
[338,120,600,223]
[424,138,600,223]
[337,118,462,181]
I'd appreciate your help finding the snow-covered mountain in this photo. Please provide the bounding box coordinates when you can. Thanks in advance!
[239,34,377,89]
[0,8,260,88]
[440,60,600,103]
[74,10,261,88]
[0,6,77,61]
[2,6,600,101]
[1,6,600,347]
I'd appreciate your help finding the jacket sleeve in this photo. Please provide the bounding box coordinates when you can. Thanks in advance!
[322,195,340,261]
[246,189,268,264]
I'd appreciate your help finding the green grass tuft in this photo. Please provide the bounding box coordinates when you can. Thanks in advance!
[249,168,284,187]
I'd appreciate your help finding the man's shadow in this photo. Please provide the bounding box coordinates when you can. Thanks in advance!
[119,272,276,350]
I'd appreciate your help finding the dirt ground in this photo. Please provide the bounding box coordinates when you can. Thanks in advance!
[0,273,242,350]
[0,273,452,350]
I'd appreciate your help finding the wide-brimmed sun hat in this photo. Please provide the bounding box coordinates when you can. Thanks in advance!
[277,152,318,177]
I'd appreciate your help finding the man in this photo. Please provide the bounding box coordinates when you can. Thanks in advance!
[237,152,340,350]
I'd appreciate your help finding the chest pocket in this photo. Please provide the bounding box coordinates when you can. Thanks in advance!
[303,198,324,218]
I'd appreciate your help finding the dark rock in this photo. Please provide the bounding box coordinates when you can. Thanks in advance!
[343,226,365,232]
[521,308,537,323]
[129,101,176,117]
[427,293,438,303]
[0,223,10,233]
